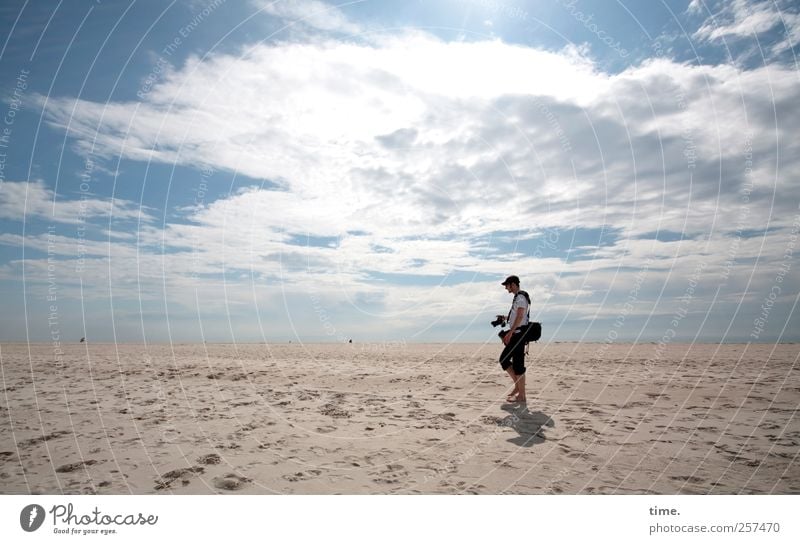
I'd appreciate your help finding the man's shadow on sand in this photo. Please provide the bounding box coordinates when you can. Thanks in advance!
[497,404,555,447]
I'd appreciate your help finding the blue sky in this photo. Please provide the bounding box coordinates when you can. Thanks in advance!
[0,0,798,343]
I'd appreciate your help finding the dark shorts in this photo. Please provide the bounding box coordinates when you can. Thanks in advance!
[499,331,526,375]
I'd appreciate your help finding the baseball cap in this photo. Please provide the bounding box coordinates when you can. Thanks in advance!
[501,275,520,286]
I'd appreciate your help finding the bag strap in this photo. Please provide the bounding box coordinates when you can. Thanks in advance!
[516,290,533,354]
[508,291,531,325]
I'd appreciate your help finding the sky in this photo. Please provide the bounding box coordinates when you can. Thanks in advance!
[0,0,798,344]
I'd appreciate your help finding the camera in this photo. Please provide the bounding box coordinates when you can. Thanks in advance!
[492,315,509,340]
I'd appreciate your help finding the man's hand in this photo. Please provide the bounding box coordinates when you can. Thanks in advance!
[503,331,512,345]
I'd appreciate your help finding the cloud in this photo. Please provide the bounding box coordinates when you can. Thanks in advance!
[36,36,799,236]
[0,180,154,224]
[691,0,800,56]
[686,0,704,16]
[12,14,800,340]
[694,0,781,41]
[251,0,363,35]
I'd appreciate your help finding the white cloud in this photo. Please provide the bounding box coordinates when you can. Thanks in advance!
[694,0,780,41]
[692,0,800,56]
[686,0,704,16]
[36,35,799,239]
[251,0,363,35]
[10,16,799,340]
[0,180,154,224]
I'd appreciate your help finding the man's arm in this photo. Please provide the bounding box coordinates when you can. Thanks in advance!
[503,307,525,345]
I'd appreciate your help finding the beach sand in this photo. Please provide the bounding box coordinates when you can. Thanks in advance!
[1,342,798,494]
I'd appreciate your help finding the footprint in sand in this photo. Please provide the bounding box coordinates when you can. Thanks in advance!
[197,453,222,465]
[56,460,98,473]
[340,455,363,467]
[669,475,705,485]
[372,464,408,485]
[282,469,322,482]
[320,404,351,418]
[20,430,70,447]
[154,466,205,490]
[443,480,486,494]
[316,425,337,433]
[213,473,252,491]
[296,391,320,401]
[307,446,328,456]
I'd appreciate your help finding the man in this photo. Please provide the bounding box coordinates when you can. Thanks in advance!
[499,275,529,403]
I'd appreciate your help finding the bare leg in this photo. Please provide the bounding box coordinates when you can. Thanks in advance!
[505,368,519,400]
[515,373,526,402]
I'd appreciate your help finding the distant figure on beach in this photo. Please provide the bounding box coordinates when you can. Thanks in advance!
[79,337,85,343]
[499,275,529,403]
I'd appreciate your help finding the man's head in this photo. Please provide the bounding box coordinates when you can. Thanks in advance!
[501,275,520,293]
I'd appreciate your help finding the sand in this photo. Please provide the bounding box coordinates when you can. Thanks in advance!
[1,341,798,494]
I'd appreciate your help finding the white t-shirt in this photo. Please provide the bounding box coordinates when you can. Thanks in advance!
[508,292,530,330]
